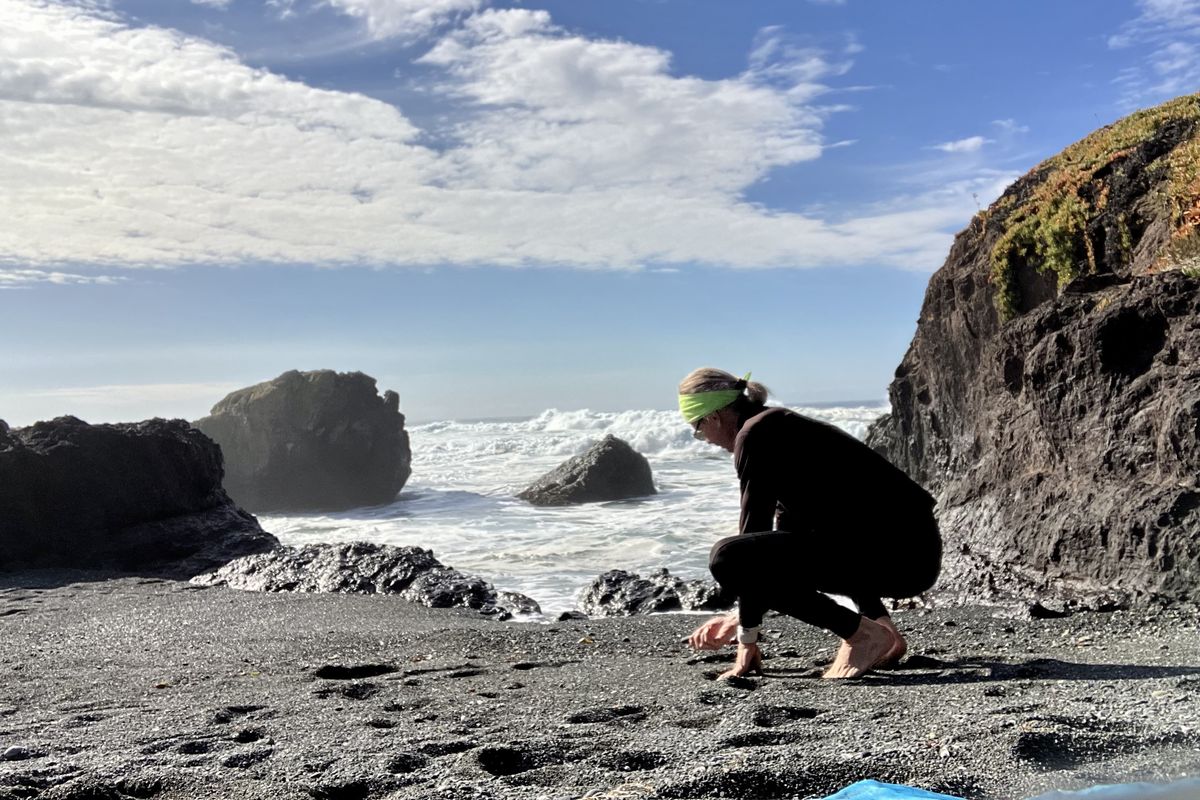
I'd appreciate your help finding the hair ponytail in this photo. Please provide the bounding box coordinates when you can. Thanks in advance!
[678,367,771,411]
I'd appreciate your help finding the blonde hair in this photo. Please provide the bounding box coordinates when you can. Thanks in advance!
[678,367,770,406]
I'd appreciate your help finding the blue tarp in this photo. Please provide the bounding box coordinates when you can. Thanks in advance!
[821,780,964,800]
[821,778,1200,800]
[1026,778,1200,799]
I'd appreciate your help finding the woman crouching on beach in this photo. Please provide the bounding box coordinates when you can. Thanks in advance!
[680,368,942,679]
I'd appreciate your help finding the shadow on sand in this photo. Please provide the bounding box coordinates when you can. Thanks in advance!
[764,655,1200,684]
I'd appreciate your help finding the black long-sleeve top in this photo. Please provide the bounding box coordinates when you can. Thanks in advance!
[733,407,934,537]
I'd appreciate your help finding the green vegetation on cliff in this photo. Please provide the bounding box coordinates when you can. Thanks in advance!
[989,93,1200,319]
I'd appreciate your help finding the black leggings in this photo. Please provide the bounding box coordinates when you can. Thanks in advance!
[708,514,941,640]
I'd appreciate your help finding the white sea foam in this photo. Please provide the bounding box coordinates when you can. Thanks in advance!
[263,403,888,614]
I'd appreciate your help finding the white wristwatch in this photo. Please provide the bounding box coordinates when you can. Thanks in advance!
[736,625,760,645]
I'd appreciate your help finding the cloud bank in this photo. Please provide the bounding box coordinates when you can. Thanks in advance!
[1111,0,1200,105]
[0,0,990,280]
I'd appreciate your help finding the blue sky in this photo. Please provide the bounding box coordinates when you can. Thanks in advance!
[1,0,1196,424]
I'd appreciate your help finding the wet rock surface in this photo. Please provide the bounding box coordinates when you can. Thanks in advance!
[0,417,276,576]
[0,577,1196,799]
[193,541,540,619]
[867,97,1200,606]
[580,568,732,616]
[517,435,656,506]
[194,370,412,513]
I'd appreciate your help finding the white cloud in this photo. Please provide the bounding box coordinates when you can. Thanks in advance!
[0,1,981,274]
[1110,0,1200,105]
[190,0,233,8]
[931,135,991,154]
[991,118,1029,135]
[0,268,124,289]
[418,13,834,194]
[324,0,483,42]
[1110,0,1200,47]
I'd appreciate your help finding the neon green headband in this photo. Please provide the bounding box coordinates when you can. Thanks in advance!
[678,372,751,424]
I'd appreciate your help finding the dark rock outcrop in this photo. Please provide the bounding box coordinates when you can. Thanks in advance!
[867,94,1200,604]
[194,370,412,513]
[579,568,732,616]
[193,542,541,619]
[517,435,655,506]
[0,416,277,576]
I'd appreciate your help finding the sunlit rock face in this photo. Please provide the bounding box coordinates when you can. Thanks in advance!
[195,370,412,513]
[868,94,1200,605]
[0,416,276,575]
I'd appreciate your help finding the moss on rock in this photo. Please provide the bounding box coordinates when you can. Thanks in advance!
[989,93,1200,319]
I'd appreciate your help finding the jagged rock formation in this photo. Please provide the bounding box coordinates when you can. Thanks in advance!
[194,370,412,513]
[867,94,1200,604]
[579,568,732,616]
[517,435,656,506]
[193,541,541,620]
[0,416,277,576]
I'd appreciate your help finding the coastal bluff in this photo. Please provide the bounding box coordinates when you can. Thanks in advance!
[868,94,1200,605]
[194,370,412,513]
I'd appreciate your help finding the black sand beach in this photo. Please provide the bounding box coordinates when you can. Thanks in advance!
[1,574,1197,800]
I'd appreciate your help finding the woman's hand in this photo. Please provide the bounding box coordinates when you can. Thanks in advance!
[688,614,738,651]
[719,643,763,679]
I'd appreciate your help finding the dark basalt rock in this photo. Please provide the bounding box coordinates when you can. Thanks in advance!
[579,568,732,616]
[194,370,411,513]
[194,541,540,619]
[517,434,655,506]
[0,416,276,576]
[867,95,1200,605]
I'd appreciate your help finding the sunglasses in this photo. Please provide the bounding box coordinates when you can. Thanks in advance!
[691,414,710,440]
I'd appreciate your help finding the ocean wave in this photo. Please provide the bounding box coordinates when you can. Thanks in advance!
[410,404,889,459]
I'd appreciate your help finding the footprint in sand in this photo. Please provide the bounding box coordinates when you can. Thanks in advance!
[313,664,397,680]
[751,705,820,727]
[565,704,646,724]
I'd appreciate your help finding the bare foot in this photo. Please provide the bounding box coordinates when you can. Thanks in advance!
[822,617,895,679]
[872,615,908,668]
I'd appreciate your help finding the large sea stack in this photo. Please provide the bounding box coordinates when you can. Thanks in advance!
[0,416,276,575]
[194,370,412,513]
[868,94,1200,604]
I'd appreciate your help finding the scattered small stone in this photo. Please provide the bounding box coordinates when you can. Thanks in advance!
[1,746,40,761]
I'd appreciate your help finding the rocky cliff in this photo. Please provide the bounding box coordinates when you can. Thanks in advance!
[867,93,1200,605]
[0,416,277,575]
[194,370,412,513]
